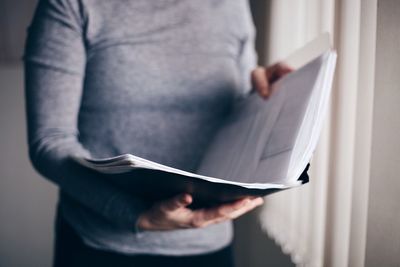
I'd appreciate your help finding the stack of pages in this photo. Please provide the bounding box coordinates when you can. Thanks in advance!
[74,47,337,207]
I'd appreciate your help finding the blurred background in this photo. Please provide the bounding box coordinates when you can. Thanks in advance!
[1,0,399,267]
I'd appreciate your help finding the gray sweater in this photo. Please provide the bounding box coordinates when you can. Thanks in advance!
[24,0,257,255]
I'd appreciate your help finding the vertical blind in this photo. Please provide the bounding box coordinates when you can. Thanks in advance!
[259,0,377,266]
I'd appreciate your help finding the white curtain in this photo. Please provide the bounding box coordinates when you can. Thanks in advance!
[259,0,377,266]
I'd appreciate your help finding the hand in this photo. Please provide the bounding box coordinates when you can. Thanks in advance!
[137,194,264,231]
[251,62,293,99]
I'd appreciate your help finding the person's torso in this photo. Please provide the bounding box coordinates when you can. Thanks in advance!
[64,0,256,255]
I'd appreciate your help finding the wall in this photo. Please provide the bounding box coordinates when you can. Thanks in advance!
[365,0,400,266]
[0,65,57,267]
[0,2,57,266]
[0,0,37,62]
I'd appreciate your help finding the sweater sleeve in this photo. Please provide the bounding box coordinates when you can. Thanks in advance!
[23,0,148,231]
[238,1,258,94]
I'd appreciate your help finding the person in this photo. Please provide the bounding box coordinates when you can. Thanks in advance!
[24,0,291,266]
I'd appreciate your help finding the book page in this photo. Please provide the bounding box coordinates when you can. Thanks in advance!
[198,53,325,184]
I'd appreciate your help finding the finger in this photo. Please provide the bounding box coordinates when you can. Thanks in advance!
[276,62,294,72]
[198,198,264,227]
[204,197,264,226]
[159,193,192,212]
[196,198,250,223]
[226,197,264,220]
[251,67,270,98]
[275,62,293,77]
[267,62,293,84]
[188,199,246,228]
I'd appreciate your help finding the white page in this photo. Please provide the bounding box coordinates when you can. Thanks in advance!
[198,52,330,184]
[287,52,337,181]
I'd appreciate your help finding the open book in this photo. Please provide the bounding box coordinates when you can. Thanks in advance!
[73,45,337,208]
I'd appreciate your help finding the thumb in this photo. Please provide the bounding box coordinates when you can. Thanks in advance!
[160,193,192,212]
[252,67,270,98]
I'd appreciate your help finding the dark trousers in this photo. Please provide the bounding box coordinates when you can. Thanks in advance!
[53,211,235,267]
